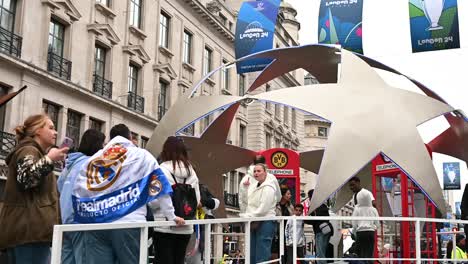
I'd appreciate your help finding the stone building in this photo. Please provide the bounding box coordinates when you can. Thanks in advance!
[0,0,306,228]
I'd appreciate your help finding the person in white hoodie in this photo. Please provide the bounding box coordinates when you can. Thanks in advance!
[239,155,282,213]
[151,136,201,264]
[240,163,278,263]
[351,182,379,263]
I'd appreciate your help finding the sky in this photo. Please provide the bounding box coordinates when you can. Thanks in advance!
[287,0,468,209]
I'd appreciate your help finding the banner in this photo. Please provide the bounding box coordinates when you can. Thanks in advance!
[318,0,364,54]
[443,162,460,190]
[72,136,173,223]
[235,0,280,73]
[409,0,460,52]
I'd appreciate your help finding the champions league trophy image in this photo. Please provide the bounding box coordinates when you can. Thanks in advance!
[421,0,445,31]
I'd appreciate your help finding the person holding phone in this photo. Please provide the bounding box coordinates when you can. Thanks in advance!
[0,114,69,264]
[57,129,105,264]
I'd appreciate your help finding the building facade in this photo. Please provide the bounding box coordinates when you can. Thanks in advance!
[1,0,305,236]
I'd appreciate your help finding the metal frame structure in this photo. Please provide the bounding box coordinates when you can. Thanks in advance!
[51,215,468,264]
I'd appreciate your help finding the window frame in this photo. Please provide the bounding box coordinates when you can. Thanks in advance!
[48,19,65,57]
[203,46,212,76]
[221,59,229,90]
[0,0,17,32]
[89,117,103,132]
[66,110,82,147]
[159,12,170,48]
[158,80,169,121]
[42,100,60,128]
[129,0,142,28]
[128,64,139,93]
[94,45,107,78]
[182,29,192,64]
[318,126,328,137]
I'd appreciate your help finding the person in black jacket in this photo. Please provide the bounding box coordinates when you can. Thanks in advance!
[461,183,468,252]
[305,189,333,264]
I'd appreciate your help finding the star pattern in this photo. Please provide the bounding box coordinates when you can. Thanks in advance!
[250,50,453,213]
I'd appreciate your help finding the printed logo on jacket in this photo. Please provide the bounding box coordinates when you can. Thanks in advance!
[72,136,172,223]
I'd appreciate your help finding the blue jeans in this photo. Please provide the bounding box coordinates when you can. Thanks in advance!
[315,231,331,264]
[7,242,50,264]
[84,228,140,264]
[250,221,276,263]
[61,232,85,264]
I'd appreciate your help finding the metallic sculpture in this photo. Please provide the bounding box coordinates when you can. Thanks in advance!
[147,45,463,215]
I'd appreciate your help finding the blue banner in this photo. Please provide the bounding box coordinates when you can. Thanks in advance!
[318,0,364,54]
[443,162,461,190]
[235,0,280,73]
[72,168,172,223]
[409,0,460,52]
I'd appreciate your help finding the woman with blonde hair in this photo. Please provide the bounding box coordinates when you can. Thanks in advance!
[0,114,69,264]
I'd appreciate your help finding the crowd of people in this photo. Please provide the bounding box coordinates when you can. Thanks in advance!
[1,113,462,264]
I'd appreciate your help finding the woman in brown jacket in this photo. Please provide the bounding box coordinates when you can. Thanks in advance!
[0,114,68,264]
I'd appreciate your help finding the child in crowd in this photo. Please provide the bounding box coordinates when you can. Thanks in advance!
[285,204,306,264]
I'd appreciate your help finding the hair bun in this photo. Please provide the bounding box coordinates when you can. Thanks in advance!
[14,125,26,136]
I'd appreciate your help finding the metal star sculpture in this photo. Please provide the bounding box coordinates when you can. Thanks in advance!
[250,49,454,213]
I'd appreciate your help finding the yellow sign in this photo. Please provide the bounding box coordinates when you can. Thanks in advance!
[271,151,288,168]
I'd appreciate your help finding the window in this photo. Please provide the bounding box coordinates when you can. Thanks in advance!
[284,106,289,124]
[128,64,138,93]
[292,109,296,130]
[42,101,60,128]
[0,86,6,130]
[129,0,142,28]
[182,30,192,64]
[318,126,328,137]
[158,80,169,121]
[181,124,194,136]
[239,74,245,96]
[203,47,212,76]
[274,104,280,118]
[239,124,246,148]
[66,110,82,147]
[229,171,235,194]
[48,20,65,56]
[0,0,16,31]
[89,118,103,132]
[219,13,227,26]
[202,115,211,131]
[265,84,271,111]
[223,173,228,192]
[94,46,106,78]
[159,12,170,48]
[275,138,281,148]
[265,132,271,149]
[222,59,229,90]
[141,136,148,148]
[96,0,110,7]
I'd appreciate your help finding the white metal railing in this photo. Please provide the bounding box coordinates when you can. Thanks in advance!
[51,215,468,264]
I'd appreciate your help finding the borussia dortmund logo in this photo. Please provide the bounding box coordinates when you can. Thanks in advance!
[271,151,288,169]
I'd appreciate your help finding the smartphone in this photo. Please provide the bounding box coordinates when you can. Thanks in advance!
[59,137,74,149]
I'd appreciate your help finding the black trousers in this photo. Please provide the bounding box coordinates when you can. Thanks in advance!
[356,231,375,263]
[153,232,191,264]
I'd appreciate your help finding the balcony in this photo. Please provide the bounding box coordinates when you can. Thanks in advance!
[47,51,72,80]
[0,27,22,57]
[93,74,113,99]
[0,131,16,157]
[224,191,239,208]
[127,91,144,113]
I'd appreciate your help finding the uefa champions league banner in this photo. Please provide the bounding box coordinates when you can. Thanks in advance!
[409,0,460,53]
[235,0,280,74]
[443,162,460,190]
[318,0,364,54]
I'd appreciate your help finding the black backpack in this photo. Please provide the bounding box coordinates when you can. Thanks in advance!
[170,172,197,220]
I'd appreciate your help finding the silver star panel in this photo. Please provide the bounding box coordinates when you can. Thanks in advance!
[251,50,453,213]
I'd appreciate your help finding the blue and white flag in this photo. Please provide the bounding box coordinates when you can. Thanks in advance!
[72,136,172,223]
[235,0,280,73]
